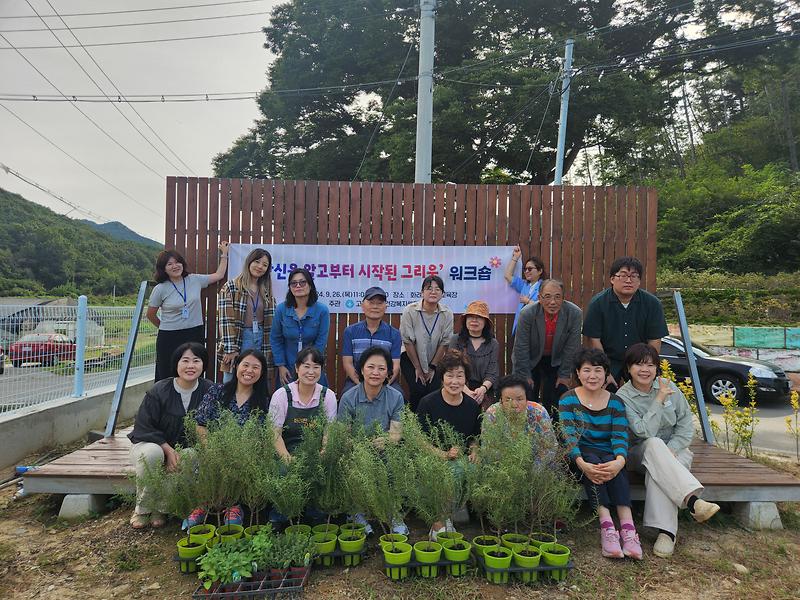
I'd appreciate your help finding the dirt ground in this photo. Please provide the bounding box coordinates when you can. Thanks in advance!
[1,457,800,600]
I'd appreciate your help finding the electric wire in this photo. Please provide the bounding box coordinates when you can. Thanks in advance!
[0,0,276,19]
[27,0,192,176]
[0,102,160,216]
[352,41,415,181]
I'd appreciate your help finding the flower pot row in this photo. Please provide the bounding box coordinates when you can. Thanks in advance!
[473,534,572,584]
[381,536,473,581]
[309,523,368,568]
[177,524,247,574]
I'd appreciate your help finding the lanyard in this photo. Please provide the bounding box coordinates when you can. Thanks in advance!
[250,293,260,315]
[420,309,441,339]
[170,279,187,304]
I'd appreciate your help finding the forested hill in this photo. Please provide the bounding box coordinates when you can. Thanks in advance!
[77,219,161,248]
[0,188,159,297]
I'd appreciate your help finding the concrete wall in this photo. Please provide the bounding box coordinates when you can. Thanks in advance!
[0,376,152,471]
[668,324,800,372]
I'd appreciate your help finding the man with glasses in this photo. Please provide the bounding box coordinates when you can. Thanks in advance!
[511,279,582,419]
[341,286,403,396]
[583,257,668,390]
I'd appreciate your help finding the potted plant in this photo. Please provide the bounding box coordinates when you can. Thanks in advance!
[238,418,280,538]
[197,538,255,593]
[249,525,276,578]
[266,533,316,584]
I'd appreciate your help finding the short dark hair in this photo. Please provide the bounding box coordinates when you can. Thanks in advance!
[573,347,611,376]
[437,349,471,381]
[421,275,445,292]
[496,374,533,399]
[609,257,643,278]
[154,250,190,283]
[295,345,325,369]
[171,342,208,377]
[286,267,319,307]
[624,343,660,369]
[526,256,547,280]
[356,346,393,382]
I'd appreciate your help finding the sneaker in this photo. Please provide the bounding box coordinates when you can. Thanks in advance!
[129,512,150,529]
[391,518,409,536]
[620,528,643,560]
[184,508,206,530]
[691,499,720,523]
[223,505,244,526]
[600,527,624,559]
[653,533,675,558]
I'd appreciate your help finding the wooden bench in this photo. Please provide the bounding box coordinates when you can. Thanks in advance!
[23,432,800,528]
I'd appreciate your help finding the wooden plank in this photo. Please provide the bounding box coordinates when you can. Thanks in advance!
[625,186,637,257]
[402,183,414,247]
[390,183,403,245]
[165,176,177,249]
[614,186,626,260]
[569,187,582,302]
[423,183,435,246]
[379,182,392,245]
[283,180,296,244]
[592,187,606,298]
[304,180,317,245]
[443,183,456,245]
[186,178,198,269]
[413,184,424,246]
[335,182,348,246]
[580,187,594,309]
[540,187,551,274]
[464,184,476,246]
[529,186,541,260]
[475,184,488,246]
[360,181,373,244]
[646,188,658,292]
[550,187,562,279]
[350,182,362,245]
[272,180,285,244]
[560,186,573,288]
[197,178,210,274]
[219,179,231,248]
[175,177,187,253]
[317,181,329,245]
[454,184,466,245]
[327,181,340,245]
[507,185,520,250]
[431,183,444,246]
[240,178,253,244]
[262,180,274,244]
[252,179,265,244]
[485,184,498,247]
[371,181,383,245]
[230,178,242,245]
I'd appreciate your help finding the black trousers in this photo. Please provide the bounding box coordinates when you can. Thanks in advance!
[400,352,442,412]
[155,325,205,381]
[572,450,632,510]
[531,355,569,421]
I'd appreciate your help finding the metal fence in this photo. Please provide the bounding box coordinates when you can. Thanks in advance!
[0,300,156,414]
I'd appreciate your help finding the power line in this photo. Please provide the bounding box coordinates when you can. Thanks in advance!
[352,42,416,181]
[0,0,272,19]
[0,162,110,222]
[0,29,265,50]
[27,0,192,176]
[0,102,160,216]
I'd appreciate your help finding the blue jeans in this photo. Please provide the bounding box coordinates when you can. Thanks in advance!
[223,326,262,383]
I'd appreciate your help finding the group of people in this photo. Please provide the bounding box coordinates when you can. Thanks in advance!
[131,244,719,560]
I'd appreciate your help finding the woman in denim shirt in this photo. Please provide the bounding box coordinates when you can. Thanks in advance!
[270,267,331,386]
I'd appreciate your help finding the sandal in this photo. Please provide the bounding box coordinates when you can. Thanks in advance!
[130,512,150,529]
[150,512,167,528]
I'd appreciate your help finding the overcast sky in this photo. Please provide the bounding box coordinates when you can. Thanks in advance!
[1,0,281,243]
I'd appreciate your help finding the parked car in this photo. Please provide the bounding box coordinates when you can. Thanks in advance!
[658,336,791,404]
[9,333,76,368]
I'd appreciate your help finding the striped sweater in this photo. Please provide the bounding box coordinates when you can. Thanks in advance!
[558,390,629,460]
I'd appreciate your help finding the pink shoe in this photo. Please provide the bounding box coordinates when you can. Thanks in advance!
[600,527,624,558]
[620,528,643,560]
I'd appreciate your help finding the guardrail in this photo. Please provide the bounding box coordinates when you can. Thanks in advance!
[0,297,156,414]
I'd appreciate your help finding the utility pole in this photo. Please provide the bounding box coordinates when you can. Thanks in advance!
[553,38,574,185]
[414,0,436,183]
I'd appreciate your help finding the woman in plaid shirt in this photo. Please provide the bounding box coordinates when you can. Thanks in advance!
[217,248,276,387]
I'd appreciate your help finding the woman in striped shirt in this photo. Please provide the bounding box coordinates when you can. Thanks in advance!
[559,348,642,560]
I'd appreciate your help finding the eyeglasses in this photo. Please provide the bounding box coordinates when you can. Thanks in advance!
[289,280,308,288]
[540,294,563,302]
[524,266,539,272]
[424,287,443,293]
[614,272,640,281]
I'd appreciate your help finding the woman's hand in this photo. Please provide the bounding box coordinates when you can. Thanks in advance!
[473,385,487,403]
[278,366,292,386]
[468,450,479,464]
[414,365,428,384]
[576,457,609,485]
[596,456,626,479]
[445,446,460,460]
[463,386,477,399]
[218,241,230,254]
[519,294,531,305]
[222,352,238,368]
[511,246,522,260]
[161,444,179,472]
[656,377,674,404]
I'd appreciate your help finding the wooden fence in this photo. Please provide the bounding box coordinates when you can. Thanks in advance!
[165,178,657,390]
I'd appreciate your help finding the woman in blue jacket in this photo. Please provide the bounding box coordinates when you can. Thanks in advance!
[270,267,331,386]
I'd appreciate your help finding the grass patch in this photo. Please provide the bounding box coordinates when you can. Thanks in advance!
[112,549,142,572]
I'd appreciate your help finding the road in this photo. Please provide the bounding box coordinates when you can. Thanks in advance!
[0,361,155,412]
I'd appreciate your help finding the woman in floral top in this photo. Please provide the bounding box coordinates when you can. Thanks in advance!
[483,374,555,439]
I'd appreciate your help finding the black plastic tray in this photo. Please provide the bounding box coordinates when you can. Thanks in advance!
[191,566,311,598]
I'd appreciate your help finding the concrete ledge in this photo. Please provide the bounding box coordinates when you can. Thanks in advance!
[0,376,152,471]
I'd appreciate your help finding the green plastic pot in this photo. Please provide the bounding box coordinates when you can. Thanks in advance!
[413,541,443,578]
[483,546,513,584]
[436,531,464,543]
[528,532,557,548]
[337,532,366,566]
[512,544,542,583]
[339,522,367,536]
[472,535,500,558]
[243,525,266,539]
[312,523,339,536]
[378,533,408,551]
[501,533,530,553]
[188,524,216,545]
[312,532,337,567]
[205,535,219,550]
[176,537,206,574]
[382,541,412,581]
[285,524,312,537]
[540,542,570,581]
[217,524,244,543]
[440,538,472,577]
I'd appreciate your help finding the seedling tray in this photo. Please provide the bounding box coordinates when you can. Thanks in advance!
[474,551,574,583]
[191,566,311,598]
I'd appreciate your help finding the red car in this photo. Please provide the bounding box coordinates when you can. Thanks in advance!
[9,333,76,367]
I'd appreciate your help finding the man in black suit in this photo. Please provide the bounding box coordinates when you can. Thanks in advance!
[511,279,582,419]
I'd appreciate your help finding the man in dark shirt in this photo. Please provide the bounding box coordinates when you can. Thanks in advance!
[582,257,668,389]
